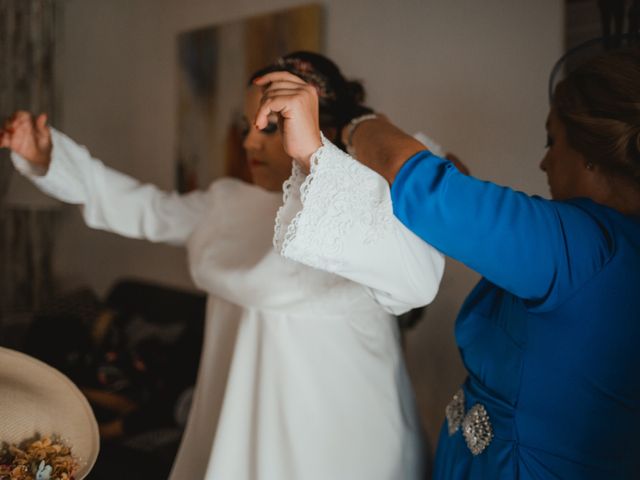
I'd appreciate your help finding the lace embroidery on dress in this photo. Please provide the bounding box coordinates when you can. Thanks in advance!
[273,161,305,250]
[274,134,393,271]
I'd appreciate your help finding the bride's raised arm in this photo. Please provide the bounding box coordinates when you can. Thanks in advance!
[254,72,445,314]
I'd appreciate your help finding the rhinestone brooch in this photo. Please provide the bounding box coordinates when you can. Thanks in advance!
[445,388,465,436]
[444,389,494,456]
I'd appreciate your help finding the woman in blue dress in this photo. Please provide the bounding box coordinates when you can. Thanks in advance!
[252,47,640,479]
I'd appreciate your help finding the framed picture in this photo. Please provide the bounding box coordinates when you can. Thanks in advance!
[175,4,323,192]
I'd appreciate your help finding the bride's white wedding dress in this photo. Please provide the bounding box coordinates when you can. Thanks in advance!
[12,130,444,480]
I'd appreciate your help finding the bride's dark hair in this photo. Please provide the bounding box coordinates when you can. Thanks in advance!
[249,51,372,151]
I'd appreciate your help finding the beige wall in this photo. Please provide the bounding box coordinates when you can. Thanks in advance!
[53,0,563,450]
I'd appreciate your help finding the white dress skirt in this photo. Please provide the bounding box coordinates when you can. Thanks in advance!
[12,130,444,480]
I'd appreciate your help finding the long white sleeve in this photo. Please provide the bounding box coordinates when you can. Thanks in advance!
[273,136,445,315]
[11,129,211,246]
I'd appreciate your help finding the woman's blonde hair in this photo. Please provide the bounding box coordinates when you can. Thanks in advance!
[553,48,640,187]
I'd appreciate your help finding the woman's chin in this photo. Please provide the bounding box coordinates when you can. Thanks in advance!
[250,176,280,192]
[249,169,289,192]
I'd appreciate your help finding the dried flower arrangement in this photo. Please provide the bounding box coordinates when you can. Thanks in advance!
[0,436,78,480]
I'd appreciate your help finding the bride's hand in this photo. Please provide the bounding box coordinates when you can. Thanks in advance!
[0,111,52,170]
[253,72,322,170]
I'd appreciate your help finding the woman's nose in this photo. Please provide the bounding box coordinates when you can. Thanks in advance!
[539,154,548,172]
[242,126,262,152]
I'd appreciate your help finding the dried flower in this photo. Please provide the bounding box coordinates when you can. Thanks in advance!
[0,435,78,480]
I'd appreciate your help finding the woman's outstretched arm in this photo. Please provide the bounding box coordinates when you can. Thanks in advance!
[1,111,209,245]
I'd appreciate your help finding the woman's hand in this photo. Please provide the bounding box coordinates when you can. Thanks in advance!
[0,111,52,170]
[253,72,322,170]
[339,116,425,184]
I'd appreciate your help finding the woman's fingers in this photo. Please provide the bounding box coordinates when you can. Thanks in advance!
[253,71,316,125]
[255,95,295,129]
[1,115,19,149]
[255,92,312,128]
[253,71,307,86]
[255,86,316,128]
[0,111,52,168]
[9,113,34,150]
[254,71,322,165]
[36,113,48,133]
[261,80,309,93]
[8,111,32,132]
[261,89,312,106]
[253,73,308,126]
[35,113,52,148]
[3,111,33,141]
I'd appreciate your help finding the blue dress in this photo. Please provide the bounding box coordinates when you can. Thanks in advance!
[391,151,640,479]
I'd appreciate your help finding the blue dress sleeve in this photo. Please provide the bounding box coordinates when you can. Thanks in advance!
[390,151,614,308]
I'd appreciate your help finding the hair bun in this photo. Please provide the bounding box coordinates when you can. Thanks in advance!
[345,80,366,105]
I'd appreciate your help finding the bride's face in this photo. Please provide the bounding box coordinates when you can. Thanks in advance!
[241,86,293,192]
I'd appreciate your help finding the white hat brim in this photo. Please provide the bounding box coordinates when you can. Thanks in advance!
[0,347,100,479]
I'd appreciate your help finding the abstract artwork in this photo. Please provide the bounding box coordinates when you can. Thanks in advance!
[175,4,323,192]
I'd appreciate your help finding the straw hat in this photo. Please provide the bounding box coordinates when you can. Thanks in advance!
[0,347,99,479]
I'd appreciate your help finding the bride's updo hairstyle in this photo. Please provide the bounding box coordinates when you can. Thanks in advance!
[552,48,640,187]
[249,51,372,151]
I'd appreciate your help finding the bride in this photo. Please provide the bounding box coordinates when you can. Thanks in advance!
[1,51,444,480]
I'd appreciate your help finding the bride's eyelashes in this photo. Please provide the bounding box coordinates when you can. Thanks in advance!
[239,118,278,137]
